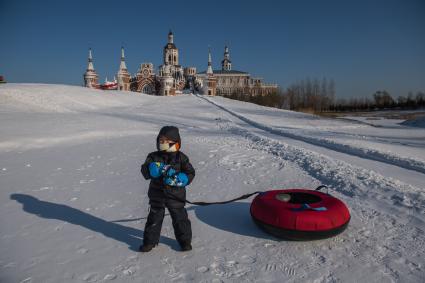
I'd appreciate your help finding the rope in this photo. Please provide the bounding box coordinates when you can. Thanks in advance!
[163,189,263,206]
[314,185,329,194]
[164,185,330,206]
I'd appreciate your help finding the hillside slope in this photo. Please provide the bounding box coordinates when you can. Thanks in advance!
[1,84,424,282]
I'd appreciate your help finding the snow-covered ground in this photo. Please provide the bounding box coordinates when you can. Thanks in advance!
[1,84,424,283]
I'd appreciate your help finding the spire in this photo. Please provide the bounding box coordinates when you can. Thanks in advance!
[87,48,95,71]
[119,46,127,70]
[84,47,99,88]
[168,30,174,44]
[222,45,232,71]
[116,46,130,91]
[224,45,230,59]
[207,48,213,75]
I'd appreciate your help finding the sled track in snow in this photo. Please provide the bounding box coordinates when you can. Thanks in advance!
[198,95,425,175]
[223,119,425,215]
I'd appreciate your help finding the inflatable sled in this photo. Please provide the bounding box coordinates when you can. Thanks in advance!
[250,188,350,240]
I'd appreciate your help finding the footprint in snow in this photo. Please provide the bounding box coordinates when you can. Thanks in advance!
[165,265,180,278]
[239,255,256,264]
[126,255,138,262]
[232,267,251,277]
[81,272,99,282]
[197,266,209,273]
[77,248,88,254]
[316,255,326,265]
[281,264,296,276]
[262,263,277,272]
[103,274,117,281]
[123,265,137,276]
[112,265,125,272]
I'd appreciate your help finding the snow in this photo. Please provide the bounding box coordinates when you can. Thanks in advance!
[402,115,425,128]
[1,83,424,282]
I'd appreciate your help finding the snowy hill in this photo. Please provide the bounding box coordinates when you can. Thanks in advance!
[1,84,424,282]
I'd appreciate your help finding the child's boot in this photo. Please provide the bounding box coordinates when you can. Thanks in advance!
[180,242,192,251]
[139,243,157,252]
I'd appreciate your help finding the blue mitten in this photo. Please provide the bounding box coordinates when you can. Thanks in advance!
[164,176,176,186]
[164,172,189,187]
[175,172,189,187]
[164,167,176,177]
[148,162,165,178]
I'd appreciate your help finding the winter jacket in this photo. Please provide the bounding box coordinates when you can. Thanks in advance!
[141,150,195,208]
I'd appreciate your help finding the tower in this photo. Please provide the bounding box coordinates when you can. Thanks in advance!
[221,45,232,71]
[207,48,213,75]
[160,64,174,96]
[203,48,217,96]
[117,46,131,91]
[159,30,185,94]
[83,48,99,88]
[163,30,179,66]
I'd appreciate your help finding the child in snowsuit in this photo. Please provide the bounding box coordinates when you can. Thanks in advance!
[140,126,195,252]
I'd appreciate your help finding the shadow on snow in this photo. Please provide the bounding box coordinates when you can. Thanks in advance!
[188,202,277,241]
[10,193,180,252]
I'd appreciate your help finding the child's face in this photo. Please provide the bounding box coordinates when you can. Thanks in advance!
[159,136,176,144]
[158,136,179,152]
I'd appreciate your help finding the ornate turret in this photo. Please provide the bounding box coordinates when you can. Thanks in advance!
[207,48,213,75]
[203,48,217,96]
[221,45,232,71]
[160,64,174,96]
[117,46,131,91]
[83,48,99,88]
[168,30,174,44]
[164,30,179,66]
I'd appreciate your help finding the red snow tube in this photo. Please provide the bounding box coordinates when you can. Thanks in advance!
[250,189,350,240]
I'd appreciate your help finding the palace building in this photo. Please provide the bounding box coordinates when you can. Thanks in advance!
[83,31,278,96]
[197,46,278,96]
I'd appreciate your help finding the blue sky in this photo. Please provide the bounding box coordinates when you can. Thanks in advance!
[1,0,424,98]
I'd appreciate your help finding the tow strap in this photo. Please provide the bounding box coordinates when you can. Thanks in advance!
[163,189,263,206]
[163,185,329,206]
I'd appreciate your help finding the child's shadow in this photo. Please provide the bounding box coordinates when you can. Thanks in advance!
[10,194,179,252]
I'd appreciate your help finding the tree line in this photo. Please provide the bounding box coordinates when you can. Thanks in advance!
[329,90,425,112]
[221,78,425,113]
[222,77,336,112]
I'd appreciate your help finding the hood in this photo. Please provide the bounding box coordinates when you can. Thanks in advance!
[156,126,181,151]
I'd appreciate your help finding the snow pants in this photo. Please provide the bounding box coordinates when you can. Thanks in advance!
[143,205,192,246]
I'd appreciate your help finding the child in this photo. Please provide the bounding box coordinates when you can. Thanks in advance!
[140,126,195,252]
